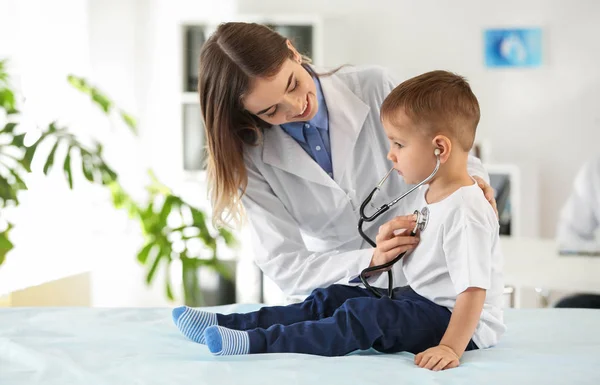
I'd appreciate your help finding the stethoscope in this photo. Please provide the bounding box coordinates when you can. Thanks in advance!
[357,148,441,299]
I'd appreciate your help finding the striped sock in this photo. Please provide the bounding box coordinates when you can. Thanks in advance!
[205,326,250,356]
[172,306,217,344]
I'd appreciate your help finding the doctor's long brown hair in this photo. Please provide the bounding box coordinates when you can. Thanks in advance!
[198,22,310,228]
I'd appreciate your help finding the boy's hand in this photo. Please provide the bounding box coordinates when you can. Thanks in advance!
[415,345,460,371]
[472,176,498,219]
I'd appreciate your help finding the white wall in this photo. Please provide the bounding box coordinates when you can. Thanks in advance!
[236,0,600,238]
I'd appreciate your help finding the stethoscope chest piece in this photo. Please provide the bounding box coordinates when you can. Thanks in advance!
[413,206,430,233]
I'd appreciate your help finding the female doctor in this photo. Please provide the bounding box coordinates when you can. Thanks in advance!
[199,22,497,301]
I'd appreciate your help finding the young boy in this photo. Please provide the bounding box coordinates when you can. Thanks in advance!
[172,70,505,371]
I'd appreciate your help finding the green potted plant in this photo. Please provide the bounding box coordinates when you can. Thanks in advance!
[0,59,237,306]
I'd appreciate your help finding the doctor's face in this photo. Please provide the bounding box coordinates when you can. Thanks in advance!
[242,57,319,126]
[383,109,437,185]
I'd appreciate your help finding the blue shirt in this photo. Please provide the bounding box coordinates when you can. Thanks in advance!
[281,75,333,178]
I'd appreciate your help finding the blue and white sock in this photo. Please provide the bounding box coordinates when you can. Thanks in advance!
[205,325,250,356]
[172,306,217,344]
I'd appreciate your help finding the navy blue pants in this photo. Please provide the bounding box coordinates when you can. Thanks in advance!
[216,284,478,356]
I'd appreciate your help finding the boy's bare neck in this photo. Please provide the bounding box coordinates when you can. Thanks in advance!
[425,155,473,204]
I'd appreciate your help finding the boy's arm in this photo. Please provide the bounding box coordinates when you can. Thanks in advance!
[416,208,495,371]
[414,288,486,371]
[440,287,486,355]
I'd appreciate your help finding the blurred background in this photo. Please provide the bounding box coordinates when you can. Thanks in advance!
[1,0,599,309]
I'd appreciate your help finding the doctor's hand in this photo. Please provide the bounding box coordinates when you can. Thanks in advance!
[371,215,419,268]
[472,176,498,219]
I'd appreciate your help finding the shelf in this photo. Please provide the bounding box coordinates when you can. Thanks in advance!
[182,92,199,104]
[182,103,207,172]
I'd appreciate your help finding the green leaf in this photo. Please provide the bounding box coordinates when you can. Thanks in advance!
[165,279,174,301]
[139,200,157,234]
[100,164,118,185]
[163,259,175,301]
[146,255,161,285]
[91,89,111,113]
[0,229,14,266]
[43,141,60,175]
[47,122,59,133]
[190,207,205,225]
[79,150,97,183]
[109,182,129,209]
[21,140,40,173]
[137,241,155,264]
[190,207,208,230]
[63,146,73,189]
[1,122,17,134]
[8,168,27,191]
[190,207,215,248]
[0,174,17,203]
[143,200,155,218]
[219,228,238,247]
[0,232,13,250]
[67,75,90,94]
[119,109,137,135]
[81,159,95,182]
[0,88,16,111]
[158,196,175,226]
[11,133,26,148]
[146,243,168,285]
[126,200,139,219]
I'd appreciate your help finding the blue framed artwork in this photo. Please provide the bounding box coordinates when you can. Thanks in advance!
[484,28,542,68]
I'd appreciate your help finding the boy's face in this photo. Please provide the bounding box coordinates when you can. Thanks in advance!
[383,109,437,185]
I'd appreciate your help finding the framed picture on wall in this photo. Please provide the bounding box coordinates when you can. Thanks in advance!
[484,28,543,68]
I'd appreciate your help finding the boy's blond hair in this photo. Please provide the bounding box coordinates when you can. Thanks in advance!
[380,70,480,151]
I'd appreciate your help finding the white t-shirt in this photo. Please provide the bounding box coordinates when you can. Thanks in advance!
[394,182,506,349]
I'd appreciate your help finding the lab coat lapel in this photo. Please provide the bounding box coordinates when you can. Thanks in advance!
[262,125,339,189]
[318,72,370,183]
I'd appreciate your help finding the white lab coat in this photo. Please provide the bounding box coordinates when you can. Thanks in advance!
[557,156,600,250]
[241,65,489,301]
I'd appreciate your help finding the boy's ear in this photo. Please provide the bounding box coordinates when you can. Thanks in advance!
[432,135,452,164]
